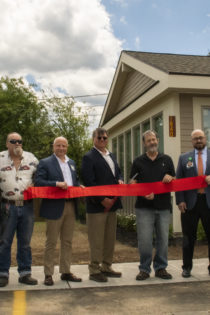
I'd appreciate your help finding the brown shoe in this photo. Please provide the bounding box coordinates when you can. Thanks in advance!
[101,269,122,278]
[61,273,82,282]
[155,269,172,280]
[89,273,108,282]
[44,275,54,286]
[136,271,150,281]
[0,277,8,287]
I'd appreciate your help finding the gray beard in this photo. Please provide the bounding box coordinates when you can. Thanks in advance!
[147,145,158,153]
[13,147,23,157]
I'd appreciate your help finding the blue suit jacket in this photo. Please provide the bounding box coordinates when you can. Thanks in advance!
[176,148,210,209]
[35,154,79,219]
[81,147,123,213]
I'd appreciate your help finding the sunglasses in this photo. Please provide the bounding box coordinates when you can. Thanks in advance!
[9,139,23,144]
[97,136,108,141]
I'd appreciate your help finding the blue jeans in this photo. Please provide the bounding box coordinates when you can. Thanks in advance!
[0,201,34,278]
[135,208,171,274]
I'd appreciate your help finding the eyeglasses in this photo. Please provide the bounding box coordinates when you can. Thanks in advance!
[192,136,205,142]
[97,136,108,141]
[9,139,23,144]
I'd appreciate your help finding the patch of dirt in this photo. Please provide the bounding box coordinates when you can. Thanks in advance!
[10,221,209,266]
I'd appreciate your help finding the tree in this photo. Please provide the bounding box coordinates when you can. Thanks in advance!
[0,76,92,169]
[0,76,54,158]
[45,96,92,172]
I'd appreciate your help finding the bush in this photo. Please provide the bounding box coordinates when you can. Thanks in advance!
[117,214,136,232]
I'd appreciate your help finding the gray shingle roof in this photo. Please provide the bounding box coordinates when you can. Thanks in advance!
[125,51,210,76]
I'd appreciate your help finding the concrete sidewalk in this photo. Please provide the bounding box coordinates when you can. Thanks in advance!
[1,258,209,292]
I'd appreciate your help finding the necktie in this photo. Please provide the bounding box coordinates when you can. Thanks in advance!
[198,151,204,193]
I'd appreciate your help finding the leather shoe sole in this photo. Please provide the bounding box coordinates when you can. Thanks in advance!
[182,269,191,278]
[89,273,108,282]
[0,277,8,287]
[61,273,82,282]
[19,275,38,285]
[101,271,122,278]
[44,275,54,286]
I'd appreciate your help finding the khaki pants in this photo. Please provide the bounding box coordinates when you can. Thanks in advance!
[44,201,75,276]
[87,211,117,275]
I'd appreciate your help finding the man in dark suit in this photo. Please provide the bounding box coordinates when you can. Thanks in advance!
[176,129,210,278]
[35,136,82,285]
[81,128,123,282]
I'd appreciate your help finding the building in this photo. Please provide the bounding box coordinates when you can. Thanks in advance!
[100,51,210,233]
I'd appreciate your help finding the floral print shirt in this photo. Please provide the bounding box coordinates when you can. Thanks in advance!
[0,150,38,200]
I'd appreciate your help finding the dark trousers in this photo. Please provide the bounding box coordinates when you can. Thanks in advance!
[181,194,210,270]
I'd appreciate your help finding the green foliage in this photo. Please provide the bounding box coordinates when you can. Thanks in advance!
[45,96,92,172]
[117,214,137,232]
[0,77,54,158]
[0,76,92,166]
[197,221,206,241]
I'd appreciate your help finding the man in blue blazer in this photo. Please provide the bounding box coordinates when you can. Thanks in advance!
[35,136,82,285]
[82,128,123,282]
[176,129,210,278]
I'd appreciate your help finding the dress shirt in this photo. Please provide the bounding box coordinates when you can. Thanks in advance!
[195,146,207,174]
[94,146,115,176]
[0,150,38,200]
[55,154,73,186]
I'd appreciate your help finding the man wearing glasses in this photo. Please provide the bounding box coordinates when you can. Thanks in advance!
[176,129,210,278]
[82,128,123,282]
[0,132,38,287]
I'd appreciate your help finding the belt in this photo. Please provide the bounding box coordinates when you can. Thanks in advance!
[1,199,32,206]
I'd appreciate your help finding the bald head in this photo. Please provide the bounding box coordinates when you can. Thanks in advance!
[191,129,206,151]
[53,136,68,160]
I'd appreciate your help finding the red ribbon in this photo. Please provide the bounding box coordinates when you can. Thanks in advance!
[24,176,207,200]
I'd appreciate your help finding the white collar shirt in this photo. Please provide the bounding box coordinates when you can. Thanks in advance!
[54,154,73,186]
[94,146,115,176]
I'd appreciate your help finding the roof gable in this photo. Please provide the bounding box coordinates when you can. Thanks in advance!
[125,51,210,76]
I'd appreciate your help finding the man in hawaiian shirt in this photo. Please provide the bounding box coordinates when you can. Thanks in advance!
[0,132,38,287]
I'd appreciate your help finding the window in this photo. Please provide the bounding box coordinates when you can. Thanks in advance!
[133,126,140,158]
[112,137,118,159]
[202,107,210,148]
[125,131,132,183]
[118,135,124,179]
[153,114,164,153]
[142,120,150,133]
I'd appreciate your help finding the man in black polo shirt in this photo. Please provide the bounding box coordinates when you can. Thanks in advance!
[130,130,175,281]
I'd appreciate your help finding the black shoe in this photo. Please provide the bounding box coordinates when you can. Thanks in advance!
[155,269,172,280]
[136,271,150,281]
[61,273,82,282]
[101,270,122,278]
[182,269,191,278]
[44,275,54,286]
[19,275,38,285]
[0,277,8,287]
[89,273,108,282]
[208,265,210,275]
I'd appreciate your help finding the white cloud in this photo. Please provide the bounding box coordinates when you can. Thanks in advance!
[120,16,127,25]
[207,13,210,17]
[0,0,123,129]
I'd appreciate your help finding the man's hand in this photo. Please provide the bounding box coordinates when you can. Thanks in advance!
[178,202,187,213]
[130,179,137,184]
[101,197,115,209]
[162,174,174,183]
[205,175,210,185]
[80,185,85,188]
[118,179,124,184]
[56,181,68,190]
[145,193,154,200]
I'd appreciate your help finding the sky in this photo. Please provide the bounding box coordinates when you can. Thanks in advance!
[0,0,210,132]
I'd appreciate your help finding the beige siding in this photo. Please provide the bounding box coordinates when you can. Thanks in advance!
[117,70,156,112]
[179,94,193,153]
